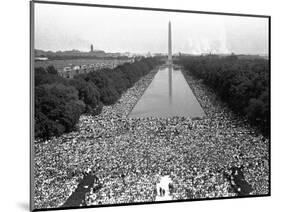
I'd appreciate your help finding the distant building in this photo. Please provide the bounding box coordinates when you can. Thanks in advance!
[35,57,48,61]
[63,67,71,72]
[90,44,93,52]
[58,59,134,79]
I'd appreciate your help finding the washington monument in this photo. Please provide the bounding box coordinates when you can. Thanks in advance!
[168,21,172,65]
[168,21,173,97]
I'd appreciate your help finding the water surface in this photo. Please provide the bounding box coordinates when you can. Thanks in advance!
[129,67,205,118]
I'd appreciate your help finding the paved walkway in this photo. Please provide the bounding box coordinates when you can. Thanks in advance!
[155,175,173,201]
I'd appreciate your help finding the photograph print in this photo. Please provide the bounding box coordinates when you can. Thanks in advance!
[31,1,270,211]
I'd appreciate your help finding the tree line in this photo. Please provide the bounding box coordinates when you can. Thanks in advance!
[35,58,161,139]
[177,55,270,136]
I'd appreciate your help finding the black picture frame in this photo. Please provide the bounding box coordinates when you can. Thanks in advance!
[30,1,271,211]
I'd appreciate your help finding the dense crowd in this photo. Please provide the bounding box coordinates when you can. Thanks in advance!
[34,67,269,209]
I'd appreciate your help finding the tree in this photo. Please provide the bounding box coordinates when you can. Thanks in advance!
[82,71,120,105]
[46,65,58,75]
[69,78,102,115]
[177,56,269,136]
[35,83,85,139]
[35,66,64,86]
[34,57,161,140]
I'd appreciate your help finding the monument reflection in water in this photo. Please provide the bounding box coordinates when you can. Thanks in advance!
[128,66,205,118]
[168,20,173,100]
[129,21,205,119]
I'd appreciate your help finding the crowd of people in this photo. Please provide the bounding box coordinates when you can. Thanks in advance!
[34,67,269,209]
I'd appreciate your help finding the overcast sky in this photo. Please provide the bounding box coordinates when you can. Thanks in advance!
[34,3,269,55]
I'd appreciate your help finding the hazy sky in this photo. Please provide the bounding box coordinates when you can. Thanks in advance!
[34,3,269,55]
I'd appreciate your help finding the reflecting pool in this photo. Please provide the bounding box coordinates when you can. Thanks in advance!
[128,67,205,118]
